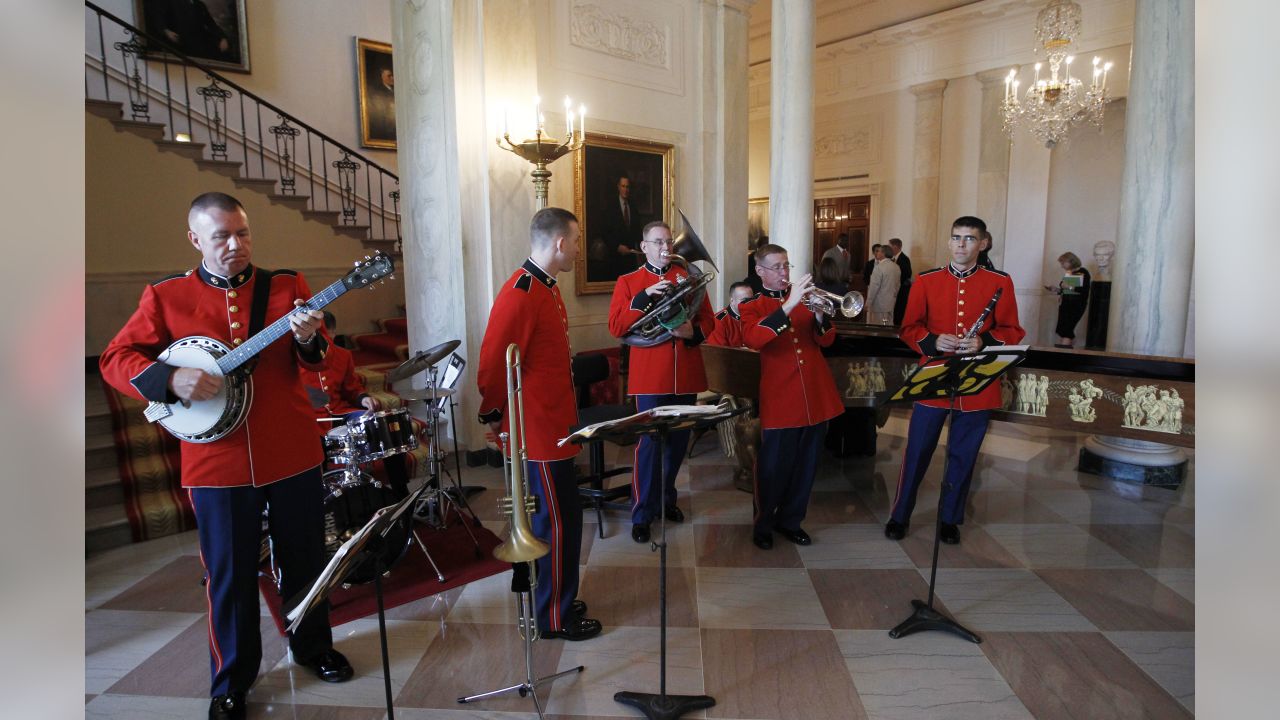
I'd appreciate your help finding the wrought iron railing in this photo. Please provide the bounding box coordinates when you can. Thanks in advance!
[84,1,401,245]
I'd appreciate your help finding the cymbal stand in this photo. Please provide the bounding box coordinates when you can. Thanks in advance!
[410,365,483,557]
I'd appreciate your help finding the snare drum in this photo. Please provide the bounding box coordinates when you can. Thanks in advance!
[322,425,361,464]
[346,408,418,462]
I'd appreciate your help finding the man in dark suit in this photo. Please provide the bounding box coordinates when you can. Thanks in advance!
[591,174,644,281]
[887,237,913,325]
[863,243,882,286]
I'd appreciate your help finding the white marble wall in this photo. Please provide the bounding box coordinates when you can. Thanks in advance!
[975,68,1013,270]
[768,0,815,272]
[910,80,947,267]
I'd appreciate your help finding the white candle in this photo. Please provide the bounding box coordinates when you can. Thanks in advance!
[1034,62,1041,84]
[567,109,574,138]
[1065,55,1073,83]
[1004,77,1011,102]
[1012,80,1020,104]
[533,95,540,135]
[578,104,586,139]
[564,96,572,136]
[1103,61,1113,91]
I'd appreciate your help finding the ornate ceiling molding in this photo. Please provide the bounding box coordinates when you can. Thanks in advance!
[570,2,670,70]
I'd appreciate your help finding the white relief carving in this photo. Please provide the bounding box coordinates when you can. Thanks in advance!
[570,2,669,69]
[409,31,434,97]
[1068,379,1104,423]
[844,360,887,398]
[1121,384,1183,434]
[815,129,871,158]
[1008,373,1049,417]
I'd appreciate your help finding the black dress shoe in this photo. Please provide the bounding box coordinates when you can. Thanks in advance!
[571,599,588,616]
[541,615,603,641]
[664,505,685,523]
[209,692,247,720]
[939,523,961,545]
[631,523,650,544]
[752,531,773,550]
[775,526,812,546]
[298,648,354,683]
[884,519,907,541]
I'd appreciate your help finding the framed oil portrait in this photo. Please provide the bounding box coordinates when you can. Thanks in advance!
[356,38,396,149]
[134,0,251,73]
[574,133,674,295]
[748,197,770,247]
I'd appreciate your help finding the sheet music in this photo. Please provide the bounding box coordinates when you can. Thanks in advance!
[557,401,733,446]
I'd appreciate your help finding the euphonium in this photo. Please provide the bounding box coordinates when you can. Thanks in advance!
[623,210,718,347]
[493,343,550,564]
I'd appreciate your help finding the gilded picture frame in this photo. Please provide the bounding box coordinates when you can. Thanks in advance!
[574,132,675,295]
[356,38,396,149]
[134,0,251,73]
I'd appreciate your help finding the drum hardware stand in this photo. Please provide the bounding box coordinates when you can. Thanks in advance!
[409,368,484,559]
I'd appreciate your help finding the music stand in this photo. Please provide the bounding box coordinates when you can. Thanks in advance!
[285,480,431,720]
[884,346,1026,644]
[563,401,747,720]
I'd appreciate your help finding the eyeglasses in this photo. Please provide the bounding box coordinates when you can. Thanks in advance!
[759,262,792,273]
[643,238,674,247]
[949,234,980,245]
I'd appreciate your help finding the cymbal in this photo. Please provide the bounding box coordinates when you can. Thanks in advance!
[399,386,457,401]
[386,339,461,383]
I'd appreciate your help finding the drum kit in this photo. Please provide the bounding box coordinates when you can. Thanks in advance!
[312,339,482,587]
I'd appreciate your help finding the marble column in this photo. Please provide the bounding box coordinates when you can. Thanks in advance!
[699,0,753,298]
[975,69,1012,268]
[768,0,814,273]
[390,0,476,445]
[1107,0,1194,357]
[909,80,948,266]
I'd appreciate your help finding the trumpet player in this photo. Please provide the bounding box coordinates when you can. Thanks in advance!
[608,221,716,544]
[885,216,1024,546]
[739,244,844,550]
[477,207,602,641]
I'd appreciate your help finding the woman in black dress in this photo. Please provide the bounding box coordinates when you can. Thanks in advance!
[1047,251,1090,348]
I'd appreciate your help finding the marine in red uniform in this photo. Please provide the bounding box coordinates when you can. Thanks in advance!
[99,193,352,720]
[885,215,1025,545]
[476,207,602,641]
[607,221,716,543]
[705,282,755,348]
[739,244,844,550]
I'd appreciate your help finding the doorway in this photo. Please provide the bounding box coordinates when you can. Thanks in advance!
[813,195,870,290]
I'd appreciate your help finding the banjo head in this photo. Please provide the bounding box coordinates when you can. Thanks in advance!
[155,336,251,443]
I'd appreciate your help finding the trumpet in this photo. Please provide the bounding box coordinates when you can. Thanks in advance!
[791,285,866,318]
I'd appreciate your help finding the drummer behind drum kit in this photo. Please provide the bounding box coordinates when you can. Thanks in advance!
[312,339,482,587]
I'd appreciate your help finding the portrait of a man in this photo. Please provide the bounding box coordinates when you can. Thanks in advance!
[357,38,396,149]
[136,0,250,72]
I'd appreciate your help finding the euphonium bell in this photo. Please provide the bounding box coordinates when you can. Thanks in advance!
[493,343,550,564]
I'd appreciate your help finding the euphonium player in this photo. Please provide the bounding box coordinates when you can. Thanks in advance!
[608,221,716,544]
[738,243,844,550]
[477,207,602,641]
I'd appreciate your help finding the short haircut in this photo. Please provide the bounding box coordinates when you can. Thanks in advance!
[530,207,578,248]
[888,237,903,249]
[642,220,670,239]
[837,233,848,241]
[951,215,987,234]
[873,245,886,256]
[1058,251,1082,270]
[617,174,631,185]
[871,243,882,251]
[729,281,753,294]
[189,192,244,224]
[754,243,787,264]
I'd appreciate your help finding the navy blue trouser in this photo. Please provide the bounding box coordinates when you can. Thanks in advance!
[630,393,696,525]
[525,458,583,632]
[890,404,991,526]
[754,422,828,535]
[189,466,333,697]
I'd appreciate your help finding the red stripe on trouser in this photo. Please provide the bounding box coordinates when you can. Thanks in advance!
[890,449,909,514]
[630,441,642,513]
[539,462,563,630]
[188,489,224,675]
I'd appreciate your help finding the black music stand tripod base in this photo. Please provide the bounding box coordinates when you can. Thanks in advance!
[615,691,716,720]
[889,598,981,644]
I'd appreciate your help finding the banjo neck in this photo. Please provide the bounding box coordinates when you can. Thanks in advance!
[216,277,348,375]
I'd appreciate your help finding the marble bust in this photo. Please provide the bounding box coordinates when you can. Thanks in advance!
[1093,240,1116,281]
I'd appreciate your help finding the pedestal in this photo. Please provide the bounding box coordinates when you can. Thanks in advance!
[1086,281,1111,350]
[1079,435,1187,488]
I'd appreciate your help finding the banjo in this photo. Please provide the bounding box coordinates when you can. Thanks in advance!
[142,253,394,443]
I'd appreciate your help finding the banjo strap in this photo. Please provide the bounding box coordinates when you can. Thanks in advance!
[238,267,273,376]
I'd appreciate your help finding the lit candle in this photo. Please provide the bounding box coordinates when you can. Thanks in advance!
[1012,80,1020,104]
[1092,67,1102,91]
[1004,76,1011,102]
[533,95,541,135]
[567,109,574,138]
[538,113,546,134]
[1103,61,1113,91]
[564,96,572,136]
[1065,55,1074,83]
[1034,62,1042,84]
[578,104,586,139]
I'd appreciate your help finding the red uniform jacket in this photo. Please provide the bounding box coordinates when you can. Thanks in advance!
[477,259,579,462]
[100,265,328,488]
[739,288,844,429]
[705,307,745,348]
[900,264,1025,411]
[607,261,715,395]
[300,343,368,429]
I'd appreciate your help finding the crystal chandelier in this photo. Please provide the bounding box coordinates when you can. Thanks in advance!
[1001,0,1112,148]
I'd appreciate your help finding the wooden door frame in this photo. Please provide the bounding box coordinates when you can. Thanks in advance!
[815,179,882,251]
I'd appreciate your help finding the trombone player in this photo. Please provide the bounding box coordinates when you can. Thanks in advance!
[608,220,716,544]
[477,207,602,641]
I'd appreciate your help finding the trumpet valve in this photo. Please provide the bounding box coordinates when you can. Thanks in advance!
[523,495,539,514]
[498,496,515,516]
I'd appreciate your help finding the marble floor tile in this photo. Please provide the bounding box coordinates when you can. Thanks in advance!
[1105,631,1194,711]
[1034,569,1194,632]
[795,524,915,570]
[1146,568,1195,603]
[898,525,1024,569]
[579,565,699,627]
[878,415,1051,463]
[383,586,465,623]
[927,569,1096,632]
[982,524,1137,569]
[546,626,705,717]
[1086,524,1195,569]
[696,567,829,630]
[445,570,521,625]
[1029,489,1167,525]
[982,631,1192,719]
[106,615,288,698]
[836,629,1033,720]
[810,569,946,630]
[85,694,210,719]
[579,522,599,564]
[913,491,1069,525]
[396,621,564,713]
[688,463,739,493]
[701,628,866,719]
[254,618,438,708]
[85,609,203,694]
[690,490,755,525]
[98,555,210,613]
[248,703,390,718]
[585,520,698,568]
[802,490,880,524]
[694,524,803,569]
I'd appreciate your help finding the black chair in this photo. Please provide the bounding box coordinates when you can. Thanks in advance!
[569,353,634,537]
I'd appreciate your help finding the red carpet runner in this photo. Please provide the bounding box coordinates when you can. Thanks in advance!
[259,519,509,634]
[102,384,195,541]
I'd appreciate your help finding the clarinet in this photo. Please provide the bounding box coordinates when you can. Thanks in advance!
[961,287,1003,340]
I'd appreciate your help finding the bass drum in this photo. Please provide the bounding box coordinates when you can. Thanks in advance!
[320,469,411,585]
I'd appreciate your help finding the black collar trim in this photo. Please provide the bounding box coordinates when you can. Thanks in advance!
[948,263,979,279]
[199,263,254,289]
[522,258,556,288]
[643,261,668,276]
[762,287,785,299]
